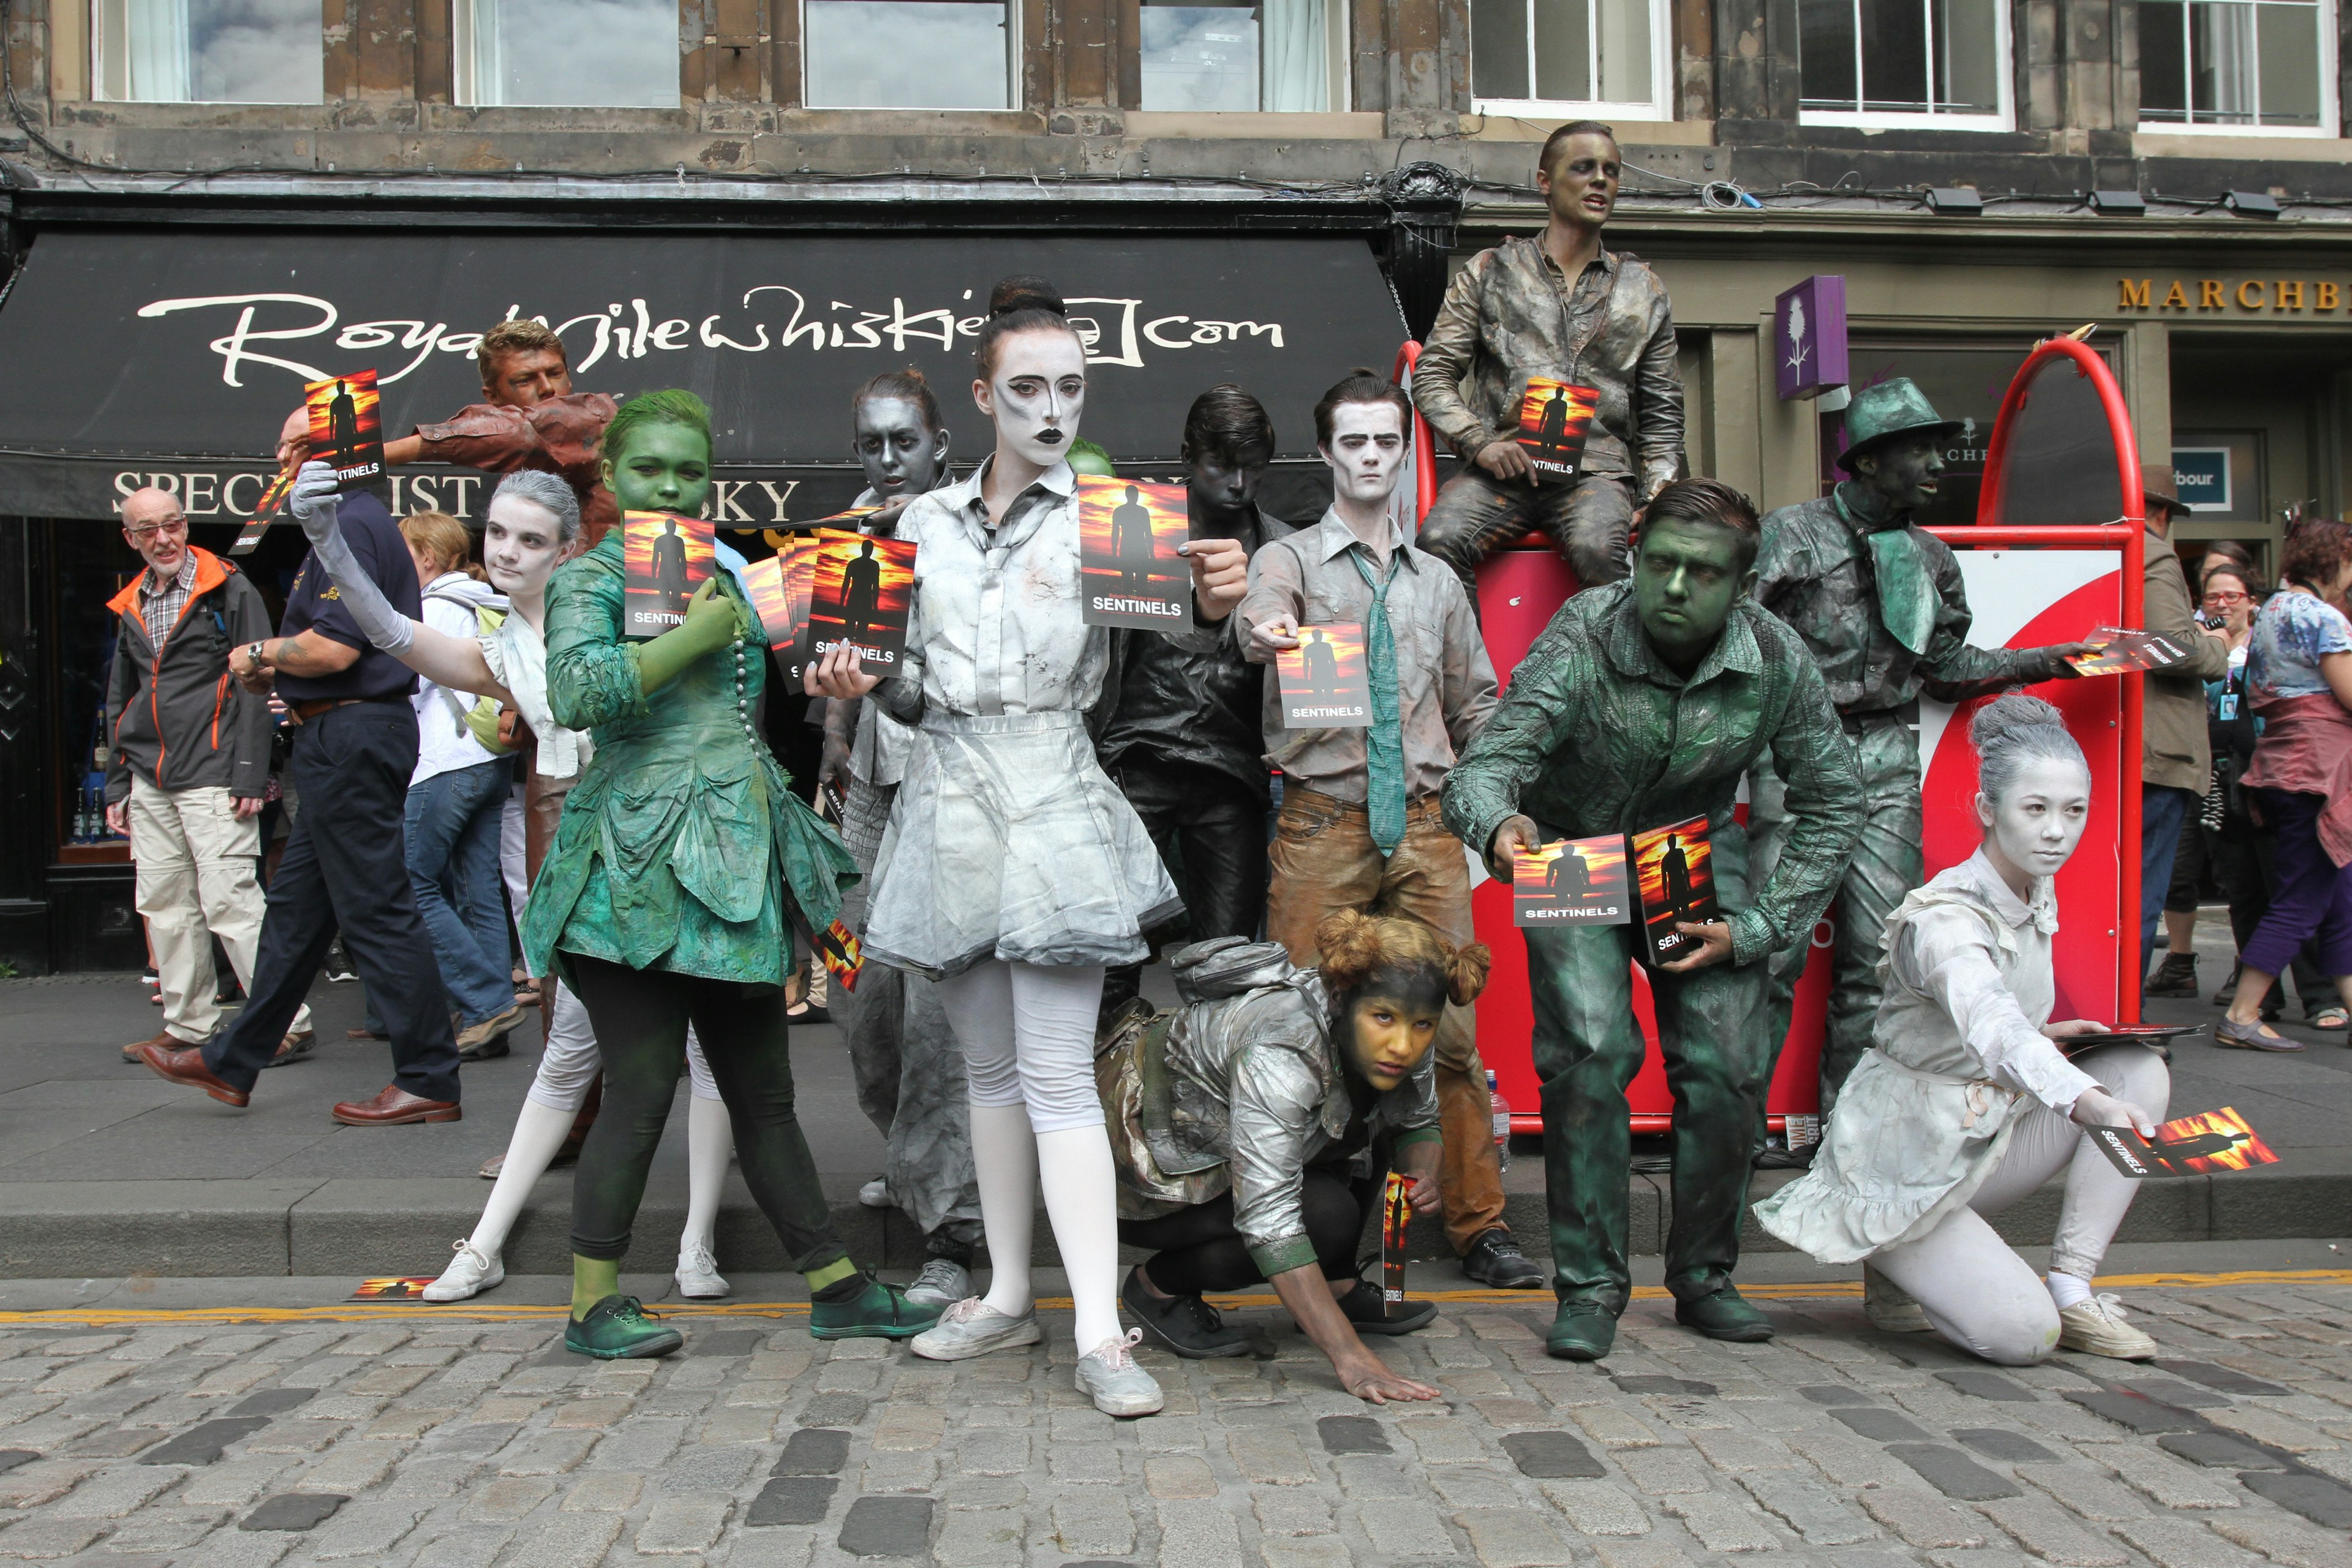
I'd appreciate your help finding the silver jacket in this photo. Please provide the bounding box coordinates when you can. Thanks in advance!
[1125,937,1443,1278]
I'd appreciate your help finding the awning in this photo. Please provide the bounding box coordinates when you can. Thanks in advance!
[0,228,1406,521]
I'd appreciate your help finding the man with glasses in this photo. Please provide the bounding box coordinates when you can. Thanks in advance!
[2133,465,2233,997]
[105,488,314,1068]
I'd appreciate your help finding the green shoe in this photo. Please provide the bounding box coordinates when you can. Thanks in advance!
[1546,1300,1616,1361]
[565,1295,682,1360]
[809,1276,944,1341]
[1675,1286,1774,1343]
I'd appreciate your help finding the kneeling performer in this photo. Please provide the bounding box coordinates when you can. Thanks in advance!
[1101,913,1485,1403]
[1755,695,2169,1364]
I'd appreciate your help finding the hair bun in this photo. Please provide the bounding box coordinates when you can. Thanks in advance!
[987,274,1066,319]
[1969,692,2068,755]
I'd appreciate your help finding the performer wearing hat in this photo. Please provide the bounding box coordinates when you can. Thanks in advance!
[1749,378,2092,1145]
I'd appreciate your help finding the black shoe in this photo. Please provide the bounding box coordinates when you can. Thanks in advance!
[1334,1278,1437,1335]
[1754,1136,1817,1170]
[1547,1299,1616,1360]
[2146,952,2199,998]
[323,942,357,984]
[1460,1230,1544,1289]
[1675,1286,1774,1343]
[1120,1266,1256,1359]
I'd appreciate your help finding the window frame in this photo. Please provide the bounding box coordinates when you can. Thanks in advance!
[1134,0,1351,113]
[1468,0,1674,123]
[1796,0,2015,130]
[89,0,326,104]
[2133,0,2340,138]
[448,0,687,108]
[799,0,1023,111]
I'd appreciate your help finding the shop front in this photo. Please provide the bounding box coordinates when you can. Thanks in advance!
[0,199,1411,972]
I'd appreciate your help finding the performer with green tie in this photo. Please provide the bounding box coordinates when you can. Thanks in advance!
[1748,379,2090,1130]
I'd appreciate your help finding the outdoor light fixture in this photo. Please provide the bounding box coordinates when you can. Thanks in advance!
[2224,190,2282,218]
[1925,187,1984,216]
[2089,190,2147,216]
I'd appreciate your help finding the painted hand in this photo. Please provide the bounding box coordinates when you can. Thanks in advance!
[805,640,881,700]
[1475,440,1534,484]
[1339,1354,1442,1404]
[1182,535,1248,620]
[1487,815,1541,881]
[2070,1086,2157,1137]
[1656,921,1735,973]
[1247,612,1303,662]
[287,461,341,541]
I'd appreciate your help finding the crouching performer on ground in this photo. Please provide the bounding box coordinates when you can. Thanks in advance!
[1755,695,2170,1364]
[1098,913,1487,1403]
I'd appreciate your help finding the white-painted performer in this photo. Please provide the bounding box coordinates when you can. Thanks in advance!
[1754,694,2170,1364]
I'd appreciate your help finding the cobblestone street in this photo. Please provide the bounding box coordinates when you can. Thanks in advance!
[4,1273,2352,1567]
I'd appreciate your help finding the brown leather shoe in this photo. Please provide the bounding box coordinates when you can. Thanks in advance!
[122,1029,194,1064]
[333,1085,461,1126]
[138,1042,250,1107]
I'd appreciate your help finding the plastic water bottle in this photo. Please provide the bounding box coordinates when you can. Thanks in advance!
[1488,1069,1511,1172]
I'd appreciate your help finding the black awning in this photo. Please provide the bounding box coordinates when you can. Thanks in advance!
[0,227,1406,520]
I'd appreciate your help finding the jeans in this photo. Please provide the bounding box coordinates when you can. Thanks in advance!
[405,760,514,1029]
[2139,784,2196,982]
[2242,790,2352,979]
[207,703,460,1102]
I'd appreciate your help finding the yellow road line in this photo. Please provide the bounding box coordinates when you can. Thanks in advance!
[0,1268,2343,1329]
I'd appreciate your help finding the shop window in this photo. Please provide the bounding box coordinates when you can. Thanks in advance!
[2138,0,2334,132]
[1798,0,2008,126]
[804,0,1014,108]
[1140,0,1343,111]
[91,0,323,102]
[454,0,677,107]
[1469,0,1667,118]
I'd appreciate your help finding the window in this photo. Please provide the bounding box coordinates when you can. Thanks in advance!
[1798,0,2008,125]
[1470,0,1665,116]
[2139,0,2333,132]
[1139,0,1341,111]
[454,0,677,105]
[803,0,1014,108]
[91,0,322,102]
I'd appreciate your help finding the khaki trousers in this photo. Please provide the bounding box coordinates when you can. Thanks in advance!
[1265,783,1507,1254]
[129,776,313,1046]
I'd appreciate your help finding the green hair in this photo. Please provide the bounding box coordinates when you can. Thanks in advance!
[600,388,713,465]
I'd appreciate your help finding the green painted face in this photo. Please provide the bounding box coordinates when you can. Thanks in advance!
[600,420,712,516]
[1634,516,1756,673]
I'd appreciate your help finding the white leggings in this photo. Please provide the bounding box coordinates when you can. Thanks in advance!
[935,960,1106,1133]
[1871,1045,2172,1366]
[524,982,719,1111]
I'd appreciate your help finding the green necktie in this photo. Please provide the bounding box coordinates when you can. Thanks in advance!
[1350,546,1407,858]
[1868,527,1938,655]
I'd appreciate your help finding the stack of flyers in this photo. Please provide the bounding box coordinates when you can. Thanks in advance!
[1077,476,1191,629]
[2088,1106,2277,1179]
[304,368,386,490]
[1631,815,1721,967]
[1513,377,1599,480]
[1274,624,1371,728]
[770,531,826,681]
[797,530,917,674]
[1379,1171,1411,1318]
[621,511,716,638]
[741,554,793,649]
[228,469,296,556]
[1513,835,1631,927]
[2065,627,2192,676]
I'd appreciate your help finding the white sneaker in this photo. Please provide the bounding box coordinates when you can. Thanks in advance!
[2057,1294,2158,1360]
[905,1259,972,1307]
[910,1297,1042,1362]
[858,1178,892,1209]
[676,1242,729,1300]
[1863,1264,1931,1333]
[422,1240,503,1303]
[1076,1329,1164,1417]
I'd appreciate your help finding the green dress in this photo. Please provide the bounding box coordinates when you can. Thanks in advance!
[519,533,856,988]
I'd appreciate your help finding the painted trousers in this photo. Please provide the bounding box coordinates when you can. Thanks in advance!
[1525,819,1766,1311]
[1751,712,1920,1120]
[1416,467,1637,598]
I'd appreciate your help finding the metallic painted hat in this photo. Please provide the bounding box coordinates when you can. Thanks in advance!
[1836,378,1964,472]
[2139,462,2184,517]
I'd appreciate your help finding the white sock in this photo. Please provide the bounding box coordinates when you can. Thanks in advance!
[468,1099,576,1260]
[968,1101,1038,1317]
[1035,1124,1125,1354]
[2047,1270,2093,1310]
[682,1095,733,1259]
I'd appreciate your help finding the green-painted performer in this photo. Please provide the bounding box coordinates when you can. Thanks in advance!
[1441,478,1865,1362]
[1747,379,2089,1131]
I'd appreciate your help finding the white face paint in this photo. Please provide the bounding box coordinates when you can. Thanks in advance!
[1975,756,2092,886]
[482,496,573,598]
[976,328,1087,469]
[1321,401,1407,510]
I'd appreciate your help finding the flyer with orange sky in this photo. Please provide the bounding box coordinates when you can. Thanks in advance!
[1275,623,1370,728]
[1513,835,1630,928]
[799,529,916,672]
[1077,475,1190,630]
[1514,377,1599,481]
[2091,1106,2279,1180]
[303,368,385,489]
[621,510,715,638]
[1632,815,1718,967]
